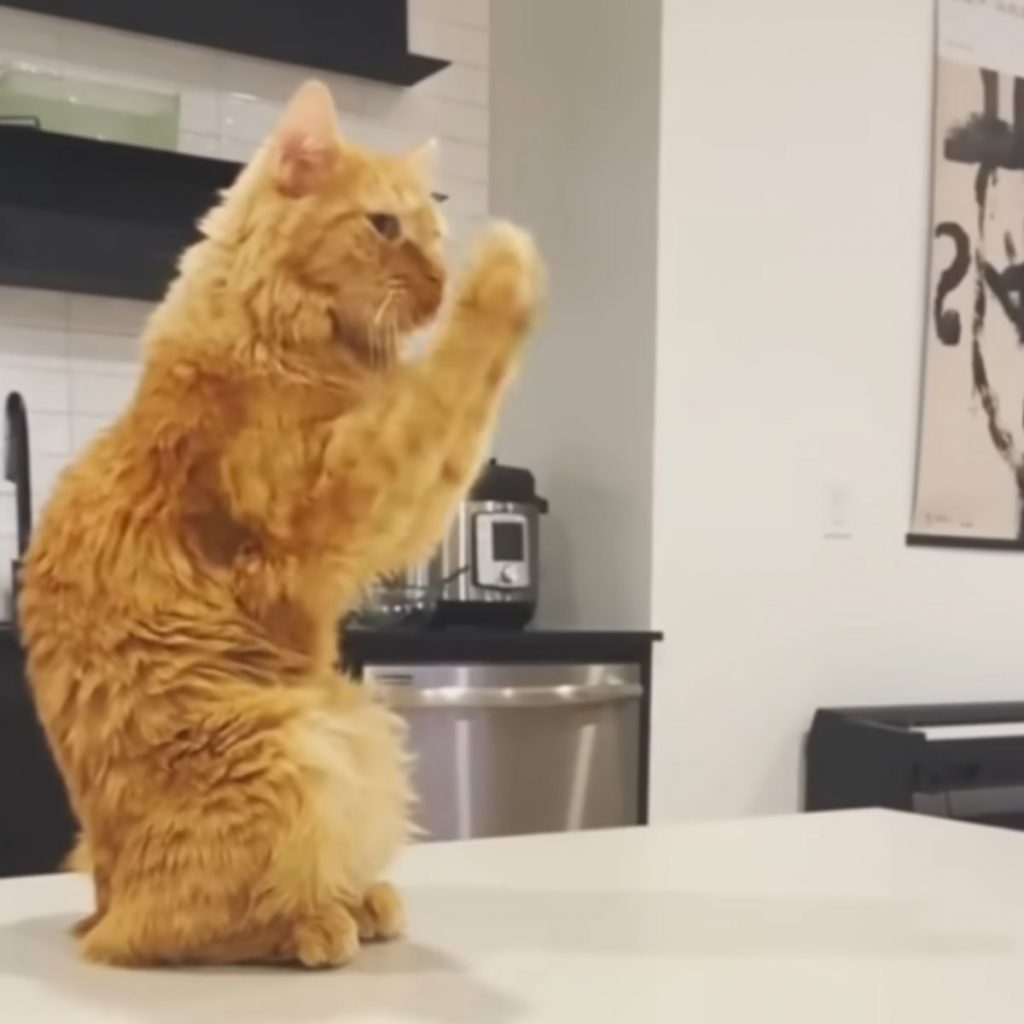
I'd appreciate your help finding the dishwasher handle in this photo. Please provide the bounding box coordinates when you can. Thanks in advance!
[370,677,643,710]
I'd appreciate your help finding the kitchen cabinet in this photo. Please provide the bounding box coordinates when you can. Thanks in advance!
[0,626,75,878]
[0,131,447,302]
[1,0,447,86]
[345,629,660,838]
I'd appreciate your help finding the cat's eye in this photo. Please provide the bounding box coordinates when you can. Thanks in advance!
[367,213,401,241]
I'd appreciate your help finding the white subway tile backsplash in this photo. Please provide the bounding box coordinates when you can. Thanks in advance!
[408,18,488,67]
[179,131,220,158]
[0,286,67,328]
[179,89,220,135]
[0,1,489,545]
[220,59,368,120]
[330,80,371,121]
[442,179,488,219]
[361,85,435,134]
[220,92,279,143]
[219,135,258,163]
[413,0,490,30]
[0,536,13,617]
[219,54,312,105]
[68,331,144,376]
[58,21,218,90]
[31,451,69,516]
[0,533,13,624]
[0,324,66,369]
[414,63,488,105]
[433,98,488,143]
[59,56,167,97]
[340,116,415,154]
[68,295,153,336]
[358,80,412,121]
[366,95,489,147]
[2,367,70,414]
[71,414,115,454]
[70,371,139,417]
[26,412,71,457]
[447,214,486,252]
[439,138,488,182]
[0,494,15,537]
[453,215,486,249]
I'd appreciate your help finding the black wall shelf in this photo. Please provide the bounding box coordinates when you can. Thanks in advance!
[0,129,239,300]
[0,129,446,303]
[2,0,448,86]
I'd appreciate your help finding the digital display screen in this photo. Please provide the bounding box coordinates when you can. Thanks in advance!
[492,521,525,561]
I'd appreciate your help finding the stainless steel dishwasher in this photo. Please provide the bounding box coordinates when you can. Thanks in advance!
[364,663,643,840]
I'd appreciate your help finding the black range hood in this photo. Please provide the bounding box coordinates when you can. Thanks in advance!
[2,0,448,86]
[0,128,447,302]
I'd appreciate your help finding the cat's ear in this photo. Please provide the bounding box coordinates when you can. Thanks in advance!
[406,138,439,184]
[273,80,339,197]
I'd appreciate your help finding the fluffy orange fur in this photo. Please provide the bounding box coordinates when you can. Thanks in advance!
[18,80,543,967]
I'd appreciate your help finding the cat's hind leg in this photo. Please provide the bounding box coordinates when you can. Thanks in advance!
[78,899,361,968]
[77,683,408,968]
[64,832,112,939]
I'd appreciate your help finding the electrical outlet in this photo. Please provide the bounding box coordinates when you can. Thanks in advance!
[823,478,853,539]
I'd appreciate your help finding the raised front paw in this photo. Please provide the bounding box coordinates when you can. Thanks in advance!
[460,221,545,333]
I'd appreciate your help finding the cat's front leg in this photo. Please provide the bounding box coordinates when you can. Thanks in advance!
[311,223,544,571]
[369,221,546,575]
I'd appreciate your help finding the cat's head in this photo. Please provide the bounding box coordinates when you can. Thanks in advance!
[193,80,446,365]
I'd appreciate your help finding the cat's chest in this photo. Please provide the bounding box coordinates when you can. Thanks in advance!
[244,386,351,466]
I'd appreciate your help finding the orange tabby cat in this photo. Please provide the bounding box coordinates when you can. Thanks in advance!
[18,80,543,967]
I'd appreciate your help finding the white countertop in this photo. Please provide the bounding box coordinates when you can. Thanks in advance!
[1,809,1023,1023]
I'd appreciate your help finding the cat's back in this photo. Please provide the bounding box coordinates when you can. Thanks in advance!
[24,410,151,582]
[17,376,208,662]
[21,345,227,603]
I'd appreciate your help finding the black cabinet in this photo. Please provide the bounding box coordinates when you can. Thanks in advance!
[2,0,447,86]
[0,129,449,302]
[0,629,75,877]
[0,129,235,301]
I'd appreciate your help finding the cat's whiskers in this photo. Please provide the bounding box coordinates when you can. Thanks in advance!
[369,290,397,371]
[381,303,401,370]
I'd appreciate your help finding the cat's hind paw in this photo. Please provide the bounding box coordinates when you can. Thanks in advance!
[352,881,406,942]
[290,905,362,968]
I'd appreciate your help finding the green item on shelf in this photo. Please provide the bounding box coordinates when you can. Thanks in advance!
[0,63,179,150]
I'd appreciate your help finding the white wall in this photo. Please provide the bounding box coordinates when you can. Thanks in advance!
[652,0,1024,821]
[0,1,490,617]
[491,0,661,628]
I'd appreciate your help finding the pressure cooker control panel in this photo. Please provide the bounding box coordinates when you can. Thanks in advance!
[473,512,531,590]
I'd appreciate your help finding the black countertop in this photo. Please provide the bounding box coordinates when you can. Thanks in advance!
[2,622,660,666]
[342,627,661,667]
